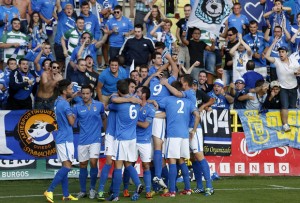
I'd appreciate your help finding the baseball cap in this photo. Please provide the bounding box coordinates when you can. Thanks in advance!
[235,78,245,84]
[278,46,288,52]
[270,80,280,88]
[214,79,224,87]
[192,79,198,85]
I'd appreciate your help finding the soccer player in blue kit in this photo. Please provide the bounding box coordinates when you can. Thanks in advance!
[44,79,78,202]
[106,79,144,201]
[159,81,200,197]
[161,74,214,196]
[73,85,107,199]
[136,86,156,199]
[143,51,178,190]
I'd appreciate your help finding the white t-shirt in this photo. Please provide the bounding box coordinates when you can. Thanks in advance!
[246,92,267,110]
[232,51,251,81]
[274,57,299,89]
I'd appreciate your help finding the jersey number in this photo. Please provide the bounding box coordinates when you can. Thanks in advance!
[129,105,137,119]
[177,100,184,114]
[153,84,162,96]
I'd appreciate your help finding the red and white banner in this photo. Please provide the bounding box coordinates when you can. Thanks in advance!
[206,133,300,176]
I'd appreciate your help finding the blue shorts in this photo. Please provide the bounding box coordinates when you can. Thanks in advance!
[280,87,297,109]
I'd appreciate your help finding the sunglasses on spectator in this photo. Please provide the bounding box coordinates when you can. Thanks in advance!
[235,82,244,84]
[114,11,120,14]
[227,34,234,36]
[52,66,60,69]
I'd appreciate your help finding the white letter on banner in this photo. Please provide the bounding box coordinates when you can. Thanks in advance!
[279,163,289,174]
[0,111,13,154]
[240,138,261,157]
[201,111,208,134]
[220,163,230,173]
[235,163,245,174]
[249,163,260,173]
[264,163,274,173]
[274,147,289,157]
[217,109,229,134]
[213,110,218,134]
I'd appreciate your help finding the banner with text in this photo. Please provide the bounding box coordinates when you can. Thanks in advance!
[237,109,300,152]
[201,109,232,156]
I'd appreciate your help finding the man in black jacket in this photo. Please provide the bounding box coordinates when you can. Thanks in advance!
[120,24,155,69]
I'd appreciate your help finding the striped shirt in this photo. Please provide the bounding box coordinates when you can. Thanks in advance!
[63,28,86,56]
[0,31,29,63]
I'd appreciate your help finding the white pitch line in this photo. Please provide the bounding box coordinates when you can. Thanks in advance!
[268,185,295,189]
[1,187,300,199]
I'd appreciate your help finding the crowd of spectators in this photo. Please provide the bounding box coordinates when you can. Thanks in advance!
[0,0,300,132]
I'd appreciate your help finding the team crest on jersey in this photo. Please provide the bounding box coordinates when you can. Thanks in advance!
[17,110,57,158]
[195,0,231,24]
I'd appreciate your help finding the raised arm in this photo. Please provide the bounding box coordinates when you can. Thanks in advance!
[264,37,279,64]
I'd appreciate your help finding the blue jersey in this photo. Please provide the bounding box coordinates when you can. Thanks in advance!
[73,100,105,145]
[291,25,300,52]
[108,101,139,140]
[149,76,176,106]
[54,11,76,44]
[243,32,267,67]
[54,96,74,144]
[107,16,134,47]
[136,103,156,144]
[38,0,56,20]
[98,67,127,95]
[71,44,98,66]
[145,20,161,41]
[80,12,101,40]
[207,91,230,109]
[148,65,159,76]
[0,6,20,38]
[182,89,200,128]
[228,14,249,34]
[160,96,196,138]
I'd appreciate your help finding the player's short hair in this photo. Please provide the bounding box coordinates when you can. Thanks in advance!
[117,79,129,94]
[81,84,93,92]
[155,41,165,49]
[77,58,86,65]
[182,74,194,87]
[151,52,161,60]
[255,79,265,88]
[114,5,122,11]
[246,60,255,70]
[18,58,28,65]
[171,81,183,91]
[76,16,85,22]
[11,18,20,24]
[130,70,139,77]
[7,58,17,65]
[249,20,258,26]
[140,86,151,100]
[58,79,71,94]
[109,57,119,64]
[50,61,59,67]
[140,64,149,71]
[42,58,52,67]
[134,24,144,31]
[228,27,238,34]
[81,1,89,7]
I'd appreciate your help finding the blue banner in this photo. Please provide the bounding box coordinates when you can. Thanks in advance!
[237,109,300,152]
[0,110,104,160]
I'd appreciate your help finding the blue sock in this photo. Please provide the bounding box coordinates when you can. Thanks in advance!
[98,164,111,192]
[162,165,169,187]
[109,170,114,193]
[112,169,122,197]
[168,164,177,193]
[192,161,203,189]
[199,159,212,188]
[123,167,130,190]
[90,167,98,190]
[180,163,191,190]
[143,170,151,193]
[48,167,70,192]
[61,173,69,197]
[153,150,162,178]
[126,165,141,187]
[79,168,88,193]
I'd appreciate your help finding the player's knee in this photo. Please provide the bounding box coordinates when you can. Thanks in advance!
[79,161,89,168]
[142,162,150,170]
[194,152,205,161]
